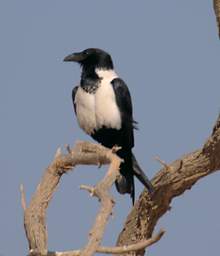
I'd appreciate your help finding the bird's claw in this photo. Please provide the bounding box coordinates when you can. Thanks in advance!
[111,145,121,153]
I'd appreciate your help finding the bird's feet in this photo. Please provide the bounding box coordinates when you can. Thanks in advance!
[111,145,121,153]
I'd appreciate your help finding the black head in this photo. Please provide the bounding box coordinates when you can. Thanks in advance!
[63,48,113,70]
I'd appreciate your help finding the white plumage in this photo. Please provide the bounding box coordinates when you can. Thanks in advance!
[74,69,121,135]
[75,87,96,134]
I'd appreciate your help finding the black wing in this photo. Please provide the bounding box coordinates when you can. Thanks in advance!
[111,78,135,149]
[72,86,79,114]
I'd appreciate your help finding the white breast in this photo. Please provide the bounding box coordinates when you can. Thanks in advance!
[95,69,122,130]
[75,87,96,134]
[74,69,122,135]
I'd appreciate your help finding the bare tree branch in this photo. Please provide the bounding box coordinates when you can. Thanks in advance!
[79,145,121,256]
[23,115,220,256]
[116,114,220,255]
[44,229,164,256]
[20,184,27,211]
[23,142,121,255]
[214,0,220,37]
[97,229,164,254]
[23,141,164,256]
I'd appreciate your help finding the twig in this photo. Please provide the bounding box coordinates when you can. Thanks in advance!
[20,184,26,211]
[154,156,170,171]
[97,229,165,254]
[30,229,164,255]
[80,185,95,196]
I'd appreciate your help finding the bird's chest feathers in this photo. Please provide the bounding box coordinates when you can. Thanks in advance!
[95,78,121,130]
[75,87,96,134]
[75,70,121,134]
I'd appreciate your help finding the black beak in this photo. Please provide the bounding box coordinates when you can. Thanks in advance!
[63,51,86,62]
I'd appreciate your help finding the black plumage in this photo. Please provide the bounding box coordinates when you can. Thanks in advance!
[65,48,153,204]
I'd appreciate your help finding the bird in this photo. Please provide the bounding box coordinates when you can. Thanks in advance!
[64,48,153,204]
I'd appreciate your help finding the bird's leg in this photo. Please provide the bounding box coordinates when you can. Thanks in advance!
[111,145,121,154]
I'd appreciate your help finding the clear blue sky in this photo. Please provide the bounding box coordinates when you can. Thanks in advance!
[1,1,220,255]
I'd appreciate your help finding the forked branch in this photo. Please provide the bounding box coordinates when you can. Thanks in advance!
[22,142,164,256]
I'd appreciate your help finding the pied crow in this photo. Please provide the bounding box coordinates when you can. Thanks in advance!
[64,48,153,204]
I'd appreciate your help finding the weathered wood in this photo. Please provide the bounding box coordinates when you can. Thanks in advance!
[23,142,163,256]
[116,115,220,255]
[23,142,117,255]
[214,0,220,37]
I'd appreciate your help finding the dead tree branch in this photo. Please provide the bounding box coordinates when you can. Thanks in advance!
[116,115,220,255]
[22,142,120,255]
[22,141,164,256]
[20,184,27,211]
[214,0,220,37]
[79,145,121,256]
[44,229,164,256]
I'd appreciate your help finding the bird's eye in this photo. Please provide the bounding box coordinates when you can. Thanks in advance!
[84,50,89,55]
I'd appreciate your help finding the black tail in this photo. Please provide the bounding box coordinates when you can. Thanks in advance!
[132,153,154,194]
[115,150,135,204]
[115,150,154,204]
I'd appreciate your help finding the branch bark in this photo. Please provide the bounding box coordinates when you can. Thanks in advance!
[116,115,220,255]
[214,0,220,37]
[116,5,220,253]
[44,229,164,255]
[22,142,121,255]
[22,142,164,256]
[79,146,121,256]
